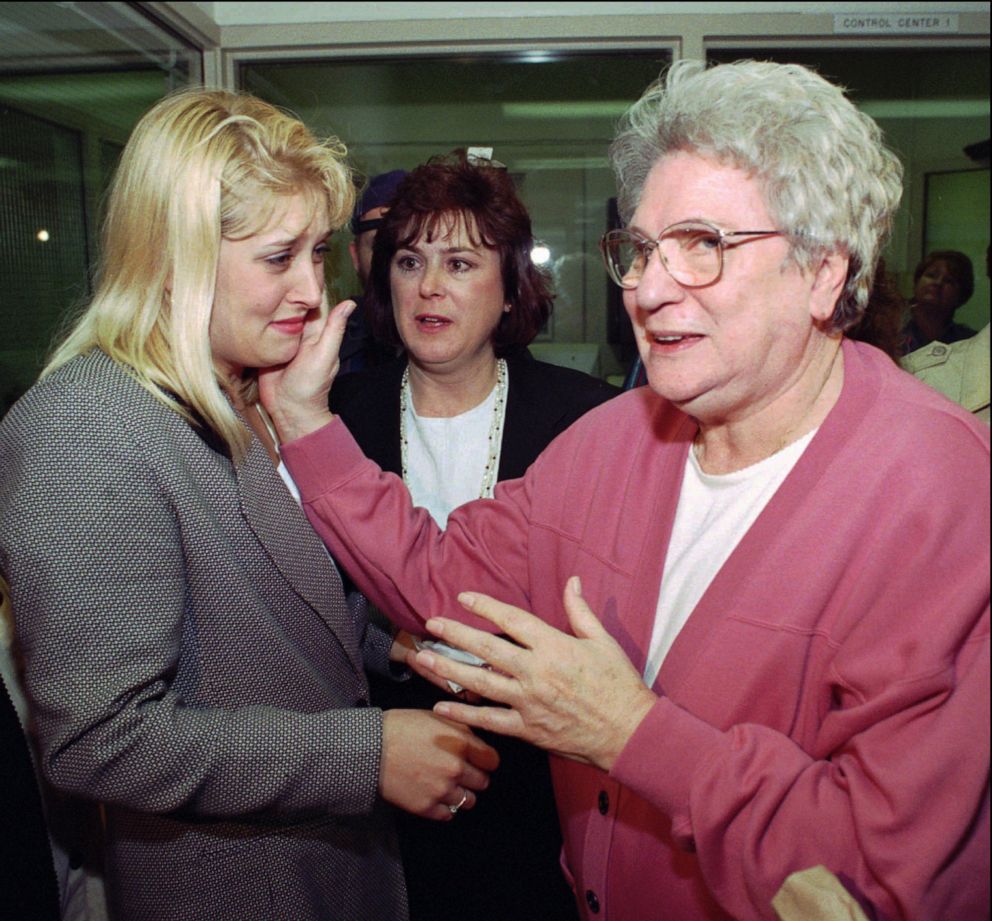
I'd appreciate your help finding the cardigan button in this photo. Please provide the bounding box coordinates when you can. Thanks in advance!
[585,889,601,913]
[597,790,609,815]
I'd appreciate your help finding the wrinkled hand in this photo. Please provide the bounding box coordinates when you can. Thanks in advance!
[257,299,354,443]
[415,577,657,772]
[379,710,499,821]
[402,630,482,704]
[393,631,483,702]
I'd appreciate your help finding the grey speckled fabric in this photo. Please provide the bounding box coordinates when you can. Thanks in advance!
[0,350,407,921]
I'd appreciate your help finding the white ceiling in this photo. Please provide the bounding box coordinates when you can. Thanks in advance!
[193,1,992,26]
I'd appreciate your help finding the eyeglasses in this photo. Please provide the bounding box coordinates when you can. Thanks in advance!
[600,221,784,289]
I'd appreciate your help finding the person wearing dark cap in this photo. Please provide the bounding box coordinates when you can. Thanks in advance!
[339,169,408,375]
[350,169,408,288]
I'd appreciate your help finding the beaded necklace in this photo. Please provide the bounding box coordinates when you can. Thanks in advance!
[399,358,508,499]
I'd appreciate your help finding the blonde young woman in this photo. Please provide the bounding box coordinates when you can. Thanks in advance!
[0,90,496,921]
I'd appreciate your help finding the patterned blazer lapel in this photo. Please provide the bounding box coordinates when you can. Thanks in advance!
[236,433,365,677]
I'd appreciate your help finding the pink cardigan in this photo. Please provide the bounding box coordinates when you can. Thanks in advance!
[284,340,990,921]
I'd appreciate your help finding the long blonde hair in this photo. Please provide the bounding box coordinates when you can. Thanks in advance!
[45,89,355,460]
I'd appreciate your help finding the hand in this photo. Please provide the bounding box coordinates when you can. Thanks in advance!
[257,299,355,443]
[388,630,418,664]
[379,710,499,821]
[402,635,484,703]
[414,577,657,772]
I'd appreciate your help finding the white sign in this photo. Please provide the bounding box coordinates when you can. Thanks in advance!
[834,13,960,34]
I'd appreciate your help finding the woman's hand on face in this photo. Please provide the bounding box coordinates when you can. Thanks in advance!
[379,710,499,821]
[257,299,355,443]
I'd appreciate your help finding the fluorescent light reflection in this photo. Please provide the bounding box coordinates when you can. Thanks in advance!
[531,244,551,265]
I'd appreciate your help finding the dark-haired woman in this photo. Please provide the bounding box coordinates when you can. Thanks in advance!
[902,249,976,353]
[330,150,618,921]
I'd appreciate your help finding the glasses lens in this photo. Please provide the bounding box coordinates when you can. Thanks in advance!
[661,223,722,287]
[602,231,645,288]
[602,224,724,289]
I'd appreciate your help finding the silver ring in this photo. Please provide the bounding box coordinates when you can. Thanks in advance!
[448,792,468,815]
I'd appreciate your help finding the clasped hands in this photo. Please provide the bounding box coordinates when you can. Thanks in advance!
[378,708,498,822]
[405,576,657,773]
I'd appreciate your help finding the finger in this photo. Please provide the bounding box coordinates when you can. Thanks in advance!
[414,649,516,704]
[299,301,329,345]
[403,642,486,692]
[298,298,352,364]
[452,592,553,650]
[424,615,529,676]
[422,623,524,678]
[457,761,491,792]
[404,644,462,694]
[327,297,356,330]
[433,699,528,740]
[423,801,465,822]
[318,299,355,359]
[431,788,477,823]
[443,787,473,809]
[464,733,500,772]
[562,576,610,641]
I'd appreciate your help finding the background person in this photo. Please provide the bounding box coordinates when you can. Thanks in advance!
[338,168,407,375]
[0,89,496,921]
[263,60,989,921]
[330,149,617,921]
[350,168,408,288]
[902,322,990,423]
[901,249,977,353]
[846,257,906,361]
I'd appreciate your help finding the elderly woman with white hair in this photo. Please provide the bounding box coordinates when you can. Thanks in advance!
[263,61,990,921]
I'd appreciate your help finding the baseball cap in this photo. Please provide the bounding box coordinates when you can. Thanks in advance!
[350,169,408,235]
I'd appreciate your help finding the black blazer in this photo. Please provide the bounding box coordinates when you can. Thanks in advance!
[330,354,618,921]
[331,353,620,481]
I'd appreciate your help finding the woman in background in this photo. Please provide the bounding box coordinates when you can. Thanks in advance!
[330,150,617,921]
[902,249,976,352]
[0,90,496,921]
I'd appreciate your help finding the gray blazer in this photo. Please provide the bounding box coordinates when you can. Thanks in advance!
[0,351,407,921]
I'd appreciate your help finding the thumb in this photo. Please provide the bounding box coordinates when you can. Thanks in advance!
[563,576,608,641]
[308,298,355,361]
[466,734,500,771]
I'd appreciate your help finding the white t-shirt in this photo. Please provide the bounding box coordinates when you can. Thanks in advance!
[404,384,504,528]
[642,430,817,687]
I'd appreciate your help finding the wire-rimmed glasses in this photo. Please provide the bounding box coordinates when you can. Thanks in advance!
[600,221,784,289]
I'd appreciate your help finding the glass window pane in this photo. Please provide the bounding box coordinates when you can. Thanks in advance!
[708,48,990,333]
[0,2,201,410]
[240,53,670,379]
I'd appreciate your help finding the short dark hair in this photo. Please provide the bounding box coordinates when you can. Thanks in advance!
[365,149,553,355]
[913,250,975,310]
